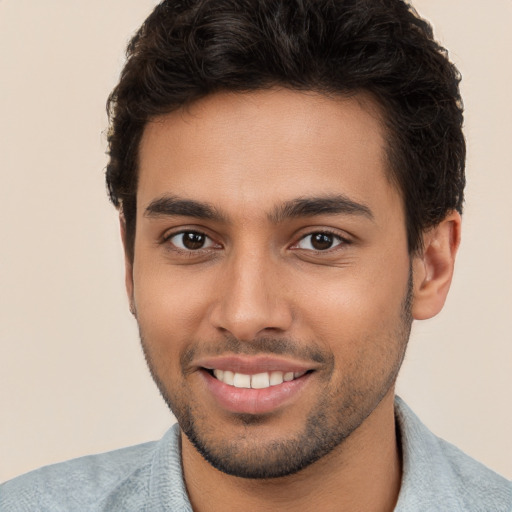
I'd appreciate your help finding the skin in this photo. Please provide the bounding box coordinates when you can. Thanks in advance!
[122,89,460,511]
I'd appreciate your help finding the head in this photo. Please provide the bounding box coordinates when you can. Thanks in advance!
[106,0,465,263]
[106,0,464,479]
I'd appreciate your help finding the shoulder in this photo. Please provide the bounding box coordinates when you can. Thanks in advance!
[395,396,512,512]
[438,439,512,509]
[0,426,181,512]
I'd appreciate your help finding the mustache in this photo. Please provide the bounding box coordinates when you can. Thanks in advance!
[180,335,333,368]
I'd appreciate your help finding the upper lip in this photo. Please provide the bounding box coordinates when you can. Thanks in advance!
[194,355,318,374]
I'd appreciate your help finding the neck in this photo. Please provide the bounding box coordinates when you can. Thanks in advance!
[181,391,401,512]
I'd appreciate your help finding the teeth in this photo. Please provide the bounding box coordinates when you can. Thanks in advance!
[269,371,284,386]
[212,369,307,389]
[233,373,251,388]
[223,370,235,385]
[251,372,270,389]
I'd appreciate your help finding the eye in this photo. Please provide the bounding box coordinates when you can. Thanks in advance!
[167,231,217,251]
[295,232,345,251]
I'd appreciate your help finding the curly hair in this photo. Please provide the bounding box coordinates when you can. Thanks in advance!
[106,0,465,261]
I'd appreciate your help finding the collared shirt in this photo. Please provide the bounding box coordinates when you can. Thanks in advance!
[1,397,511,511]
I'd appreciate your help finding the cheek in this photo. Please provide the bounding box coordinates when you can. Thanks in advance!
[132,259,211,349]
[297,256,410,353]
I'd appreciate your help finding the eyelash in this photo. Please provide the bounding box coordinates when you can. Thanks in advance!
[162,230,220,253]
[292,230,351,253]
[162,229,351,254]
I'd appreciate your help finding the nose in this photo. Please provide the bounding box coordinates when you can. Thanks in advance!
[209,248,294,341]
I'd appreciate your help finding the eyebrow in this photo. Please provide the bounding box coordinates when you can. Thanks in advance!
[269,195,374,223]
[143,194,373,223]
[144,195,226,222]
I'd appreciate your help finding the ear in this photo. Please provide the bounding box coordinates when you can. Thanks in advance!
[119,215,136,317]
[412,211,462,320]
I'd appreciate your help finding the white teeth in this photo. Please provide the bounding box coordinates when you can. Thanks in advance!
[212,369,307,388]
[223,370,235,385]
[269,371,284,386]
[251,372,270,389]
[233,373,251,388]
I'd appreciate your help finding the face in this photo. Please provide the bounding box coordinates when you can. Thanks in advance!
[128,89,412,479]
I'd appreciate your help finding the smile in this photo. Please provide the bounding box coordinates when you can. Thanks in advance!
[201,364,313,415]
[211,369,308,389]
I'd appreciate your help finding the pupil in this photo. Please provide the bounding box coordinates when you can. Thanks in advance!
[183,232,205,250]
[312,233,333,250]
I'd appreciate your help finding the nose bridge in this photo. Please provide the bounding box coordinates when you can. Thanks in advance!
[210,240,292,340]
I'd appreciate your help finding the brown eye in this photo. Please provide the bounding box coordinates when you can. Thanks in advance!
[311,233,334,250]
[168,231,215,250]
[296,232,344,251]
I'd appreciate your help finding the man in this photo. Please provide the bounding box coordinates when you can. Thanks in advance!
[1,0,511,510]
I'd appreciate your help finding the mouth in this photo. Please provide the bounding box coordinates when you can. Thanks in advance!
[196,357,316,415]
[206,368,310,389]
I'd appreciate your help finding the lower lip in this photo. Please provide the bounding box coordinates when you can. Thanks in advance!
[201,370,312,415]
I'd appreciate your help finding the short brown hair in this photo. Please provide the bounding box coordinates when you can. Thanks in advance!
[106,0,465,261]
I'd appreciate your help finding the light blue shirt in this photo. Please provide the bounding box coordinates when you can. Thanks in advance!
[2,397,511,511]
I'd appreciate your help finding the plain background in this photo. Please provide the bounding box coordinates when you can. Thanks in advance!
[1,0,511,483]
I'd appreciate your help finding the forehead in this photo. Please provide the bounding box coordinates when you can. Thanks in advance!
[137,89,400,222]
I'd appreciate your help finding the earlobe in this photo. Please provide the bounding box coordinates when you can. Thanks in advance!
[119,215,136,317]
[412,211,462,320]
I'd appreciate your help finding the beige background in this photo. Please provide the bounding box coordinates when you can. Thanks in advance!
[1,0,511,483]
